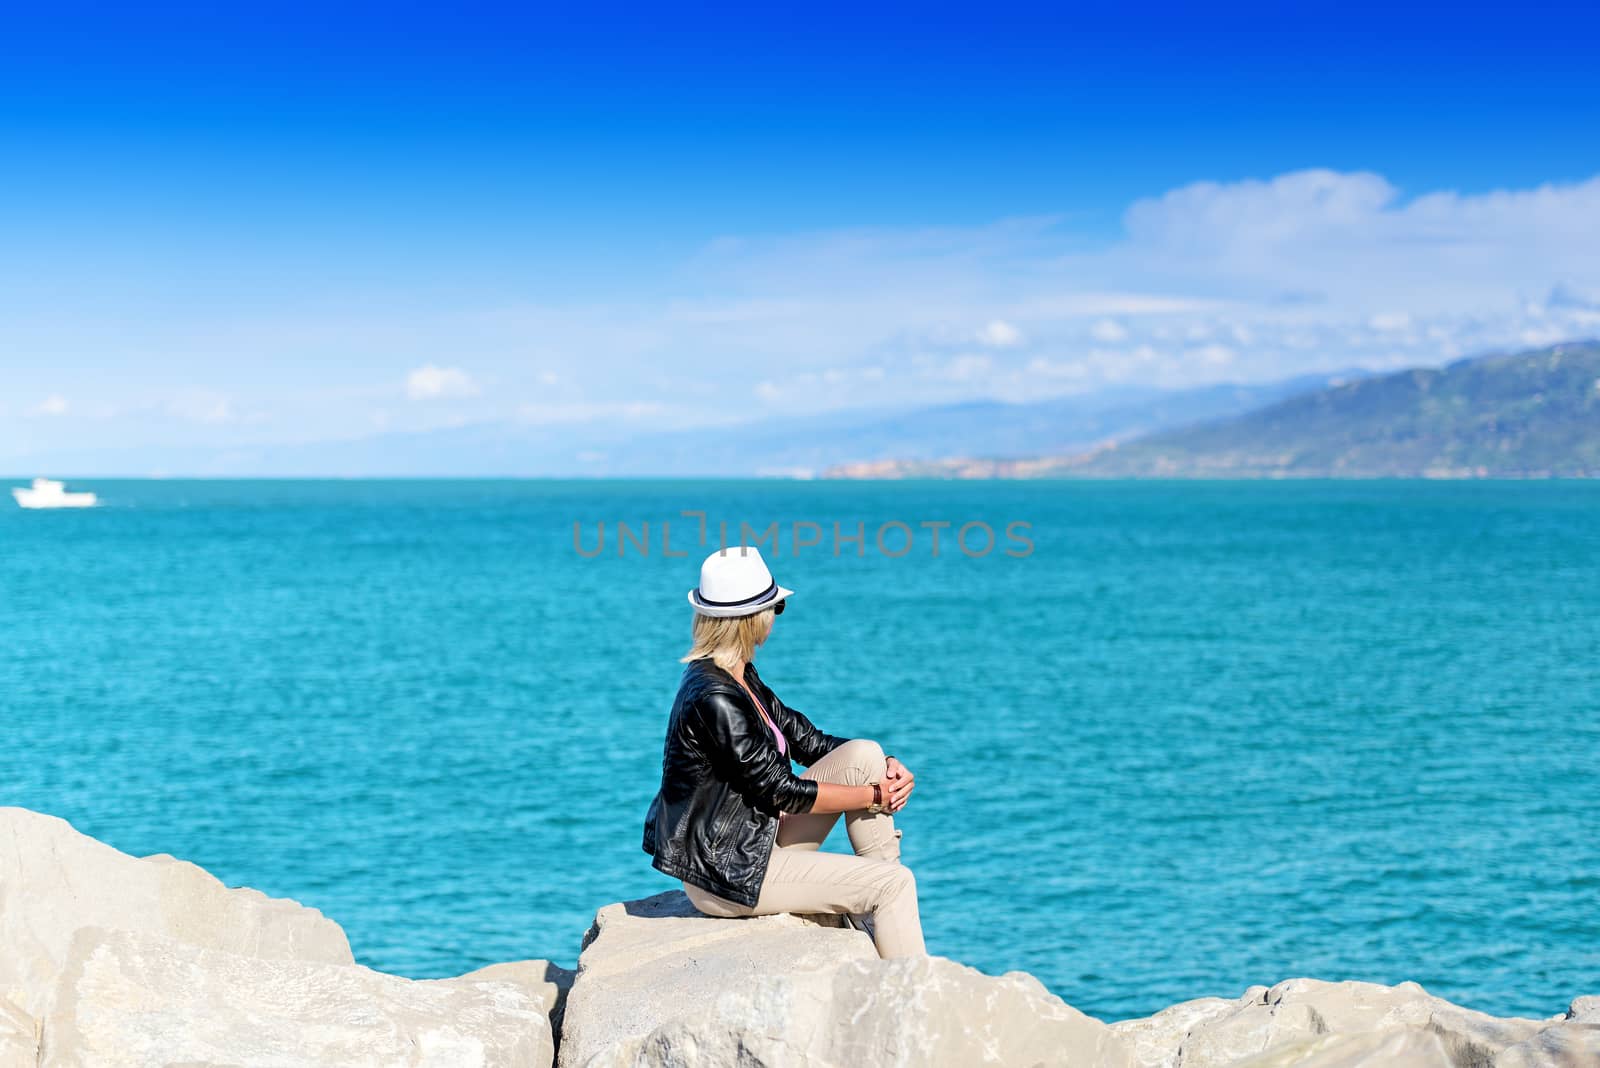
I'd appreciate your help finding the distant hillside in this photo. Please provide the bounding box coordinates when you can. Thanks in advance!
[582,368,1364,476]
[1044,341,1600,478]
[810,369,1365,479]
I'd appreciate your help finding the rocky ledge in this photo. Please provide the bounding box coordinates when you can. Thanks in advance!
[0,806,1593,1067]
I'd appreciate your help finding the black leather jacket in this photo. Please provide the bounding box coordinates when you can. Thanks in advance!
[641,656,850,907]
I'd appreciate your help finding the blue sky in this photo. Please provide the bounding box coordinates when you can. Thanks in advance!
[5,2,1600,470]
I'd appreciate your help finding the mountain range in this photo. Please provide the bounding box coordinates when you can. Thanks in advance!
[822,341,1600,479]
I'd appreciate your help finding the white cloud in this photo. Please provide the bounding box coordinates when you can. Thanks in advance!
[1026,356,1091,381]
[922,353,993,382]
[33,394,69,416]
[1368,312,1412,332]
[1124,170,1399,256]
[1032,345,1164,386]
[1518,324,1571,347]
[1186,343,1236,367]
[1089,318,1129,343]
[1115,169,1600,314]
[976,320,1023,347]
[405,364,480,400]
[747,363,894,407]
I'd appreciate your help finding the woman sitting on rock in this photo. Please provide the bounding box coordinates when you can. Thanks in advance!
[641,545,926,958]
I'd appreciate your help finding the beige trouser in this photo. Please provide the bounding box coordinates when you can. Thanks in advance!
[682,738,927,958]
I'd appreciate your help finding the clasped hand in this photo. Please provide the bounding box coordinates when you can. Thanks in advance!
[882,756,914,813]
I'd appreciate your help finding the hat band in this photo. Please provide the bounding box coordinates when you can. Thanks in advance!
[695,579,778,608]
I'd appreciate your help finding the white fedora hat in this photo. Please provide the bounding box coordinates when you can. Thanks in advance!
[687,545,794,618]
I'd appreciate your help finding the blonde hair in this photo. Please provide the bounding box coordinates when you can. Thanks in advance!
[679,607,775,676]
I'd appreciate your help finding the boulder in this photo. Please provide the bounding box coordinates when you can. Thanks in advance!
[0,808,351,1018]
[37,925,556,1068]
[559,891,1131,1068]
[1492,1022,1600,1067]
[1109,994,1242,1068]
[1222,1025,1452,1067]
[1566,995,1600,1023]
[1165,978,1546,1068]
[595,956,1132,1068]
[1423,1003,1549,1066]
[459,960,578,1048]
[0,996,37,1068]
[1176,979,1433,1066]
[557,890,871,1067]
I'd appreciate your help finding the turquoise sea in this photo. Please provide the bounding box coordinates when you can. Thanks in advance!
[3,478,1596,1023]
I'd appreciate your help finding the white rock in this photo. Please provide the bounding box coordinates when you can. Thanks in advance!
[1566,995,1600,1022]
[1423,1003,1548,1065]
[458,960,577,1047]
[1492,1022,1600,1067]
[8,807,1590,1068]
[600,955,1132,1068]
[561,891,1131,1068]
[1222,1025,1453,1067]
[0,807,351,1018]
[557,890,871,1067]
[1178,978,1542,1068]
[38,925,555,1068]
[0,996,37,1068]
[1109,995,1238,1068]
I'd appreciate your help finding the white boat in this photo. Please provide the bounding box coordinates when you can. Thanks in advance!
[12,478,98,509]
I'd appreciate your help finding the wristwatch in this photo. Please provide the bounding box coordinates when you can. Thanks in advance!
[869,755,899,814]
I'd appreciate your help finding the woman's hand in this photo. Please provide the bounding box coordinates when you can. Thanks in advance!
[883,756,914,813]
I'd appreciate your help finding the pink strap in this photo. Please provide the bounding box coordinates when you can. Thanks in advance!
[743,682,788,756]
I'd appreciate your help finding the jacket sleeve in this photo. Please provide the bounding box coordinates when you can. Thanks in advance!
[693,690,820,815]
[759,680,851,769]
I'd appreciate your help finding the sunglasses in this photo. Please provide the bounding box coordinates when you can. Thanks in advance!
[773,599,786,616]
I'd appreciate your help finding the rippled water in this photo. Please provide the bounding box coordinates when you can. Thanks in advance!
[2,478,1596,1022]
